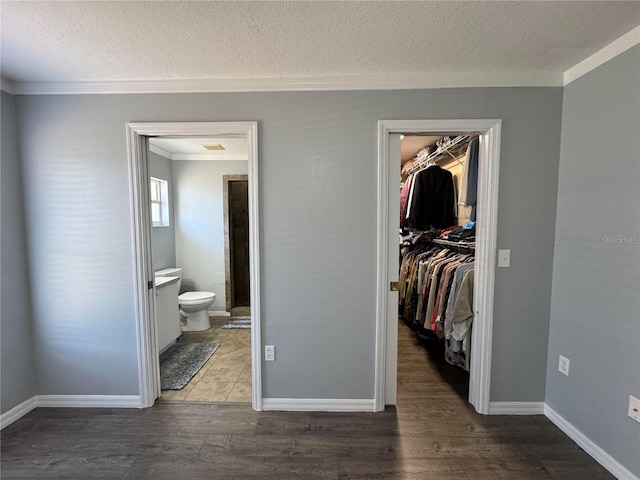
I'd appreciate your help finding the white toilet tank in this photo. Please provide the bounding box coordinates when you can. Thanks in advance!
[155,267,183,291]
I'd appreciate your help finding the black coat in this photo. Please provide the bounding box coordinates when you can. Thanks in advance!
[406,165,456,230]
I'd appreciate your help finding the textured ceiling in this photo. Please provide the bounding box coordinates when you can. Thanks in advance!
[1,1,639,85]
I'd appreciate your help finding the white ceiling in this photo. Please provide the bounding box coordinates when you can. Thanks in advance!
[149,137,248,161]
[1,1,639,91]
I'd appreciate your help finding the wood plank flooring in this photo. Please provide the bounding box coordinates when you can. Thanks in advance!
[1,320,614,479]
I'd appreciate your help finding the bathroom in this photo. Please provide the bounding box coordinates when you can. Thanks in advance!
[149,136,251,403]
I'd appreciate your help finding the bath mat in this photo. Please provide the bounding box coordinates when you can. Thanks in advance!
[222,316,251,329]
[160,342,219,390]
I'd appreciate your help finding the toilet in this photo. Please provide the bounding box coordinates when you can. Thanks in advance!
[154,268,216,332]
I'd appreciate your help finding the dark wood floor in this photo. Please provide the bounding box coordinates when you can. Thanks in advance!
[1,320,613,479]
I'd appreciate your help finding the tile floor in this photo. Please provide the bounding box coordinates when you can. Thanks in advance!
[158,314,251,404]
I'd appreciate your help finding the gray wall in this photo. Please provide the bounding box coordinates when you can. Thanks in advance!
[1,91,37,413]
[15,88,562,400]
[547,45,640,477]
[172,160,248,308]
[148,151,176,271]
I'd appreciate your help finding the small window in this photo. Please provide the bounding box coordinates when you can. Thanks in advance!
[150,177,170,227]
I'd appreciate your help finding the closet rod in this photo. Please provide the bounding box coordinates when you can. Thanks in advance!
[432,238,475,252]
[407,134,472,175]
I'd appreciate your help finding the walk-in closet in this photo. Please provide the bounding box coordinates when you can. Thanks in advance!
[397,134,479,402]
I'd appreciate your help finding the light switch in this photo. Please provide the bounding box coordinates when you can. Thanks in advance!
[498,249,511,267]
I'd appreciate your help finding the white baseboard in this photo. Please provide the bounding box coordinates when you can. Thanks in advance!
[544,405,639,480]
[262,398,376,412]
[0,396,38,429]
[36,395,143,408]
[1,394,142,430]
[488,401,545,415]
[209,310,231,317]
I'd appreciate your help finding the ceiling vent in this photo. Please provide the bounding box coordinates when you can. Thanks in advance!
[202,143,226,151]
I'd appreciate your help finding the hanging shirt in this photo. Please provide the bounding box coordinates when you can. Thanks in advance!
[451,269,475,354]
[458,137,479,222]
[399,174,414,227]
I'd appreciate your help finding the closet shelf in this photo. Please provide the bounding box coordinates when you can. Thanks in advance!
[407,135,473,174]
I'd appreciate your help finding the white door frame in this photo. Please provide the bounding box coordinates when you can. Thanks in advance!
[375,119,502,414]
[126,122,262,411]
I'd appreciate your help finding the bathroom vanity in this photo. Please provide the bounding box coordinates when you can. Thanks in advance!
[155,275,181,353]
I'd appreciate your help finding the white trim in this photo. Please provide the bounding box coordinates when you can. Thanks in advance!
[1,395,145,429]
[0,396,38,429]
[247,123,262,411]
[127,122,262,412]
[564,25,640,86]
[208,310,231,317]
[127,127,159,408]
[469,122,501,415]
[488,402,545,415]
[376,119,501,414]
[1,77,16,94]
[11,71,561,95]
[375,122,391,411]
[545,405,639,480]
[36,395,142,408]
[148,143,248,161]
[262,398,376,412]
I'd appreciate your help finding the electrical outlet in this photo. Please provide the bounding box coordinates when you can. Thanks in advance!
[265,345,275,362]
[628,395,640,423]
[558,355,570,376]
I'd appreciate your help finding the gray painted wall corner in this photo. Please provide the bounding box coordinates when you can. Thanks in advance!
[547,45,640,476]
[1,91,37,413]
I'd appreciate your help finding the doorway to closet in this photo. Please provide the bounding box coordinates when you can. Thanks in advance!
[375,119,501,414]
[126,122,262,411]
[396,133,478,411]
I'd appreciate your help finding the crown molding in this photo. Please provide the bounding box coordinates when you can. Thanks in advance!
[564,24,640,86]
[148,143,247,161]
[148,144,173,160]
[1,78,16,95]
[171,153,248,161]
[10,71,562,95]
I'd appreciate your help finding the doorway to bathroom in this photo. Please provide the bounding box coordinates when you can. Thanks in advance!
[149,136,253,404]
[126,122,262,411]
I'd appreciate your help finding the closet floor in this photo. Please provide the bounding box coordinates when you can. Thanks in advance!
[158,315,251,404]
[0,320,614,479]
[391,319,613,479]
[397,316,470,406]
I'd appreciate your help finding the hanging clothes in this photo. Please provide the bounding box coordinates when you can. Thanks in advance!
[458,137,479,222]
[406,165,456,230]
[399,238,475,371]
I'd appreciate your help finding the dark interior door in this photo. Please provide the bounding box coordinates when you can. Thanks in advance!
[230,180,250,306]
